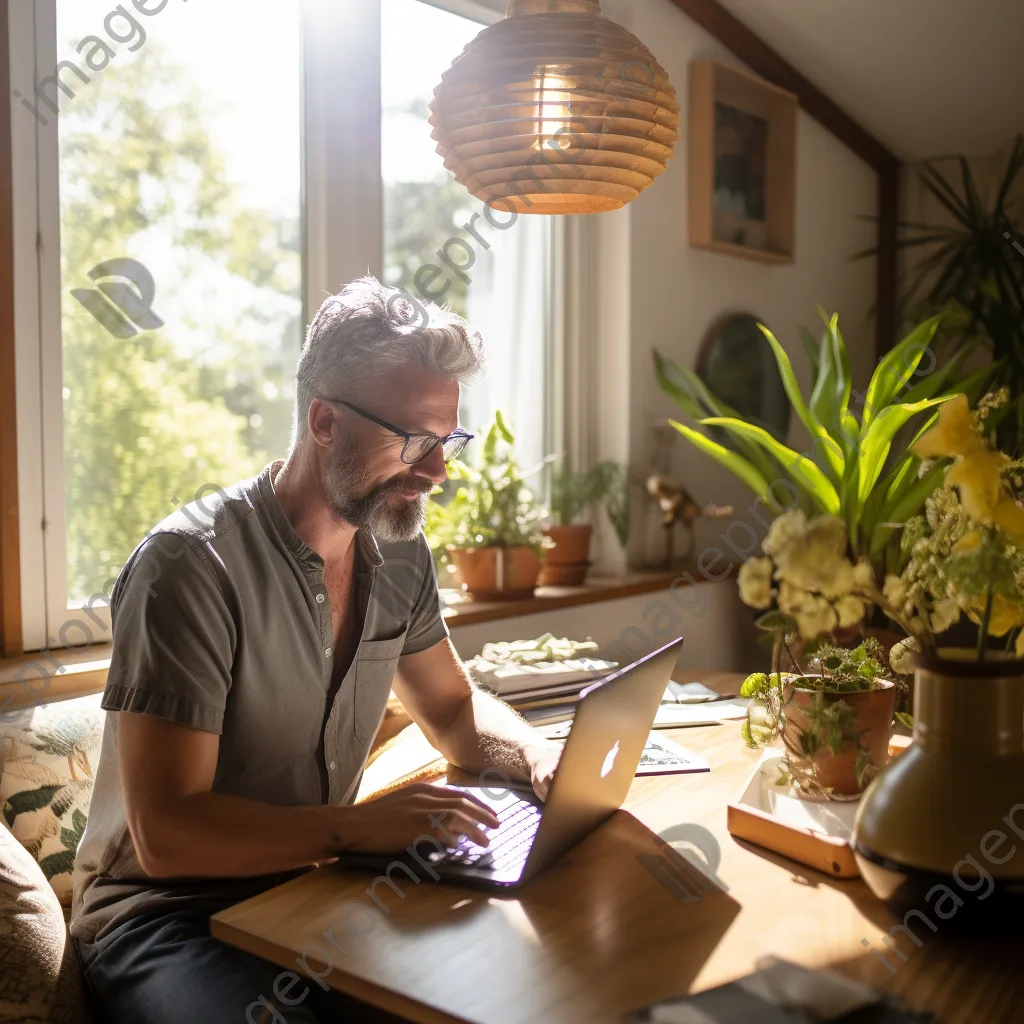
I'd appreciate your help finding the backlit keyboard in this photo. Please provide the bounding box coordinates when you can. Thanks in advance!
[441,796,542,871]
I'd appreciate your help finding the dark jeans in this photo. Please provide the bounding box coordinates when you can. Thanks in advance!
[76,900,407,1024]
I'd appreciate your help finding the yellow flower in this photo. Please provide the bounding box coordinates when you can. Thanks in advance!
[1017,630,1024,658]
[737,556,773,610]
[946,449,1012,522]
[993,496,1024,548]
[951,529,983,556]
[912,394,983,459]
[964,594,1024,637]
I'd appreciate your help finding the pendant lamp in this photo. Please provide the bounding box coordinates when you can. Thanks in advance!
[428,0,680,215]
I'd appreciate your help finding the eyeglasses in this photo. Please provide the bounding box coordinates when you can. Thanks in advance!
[321,398,474,465]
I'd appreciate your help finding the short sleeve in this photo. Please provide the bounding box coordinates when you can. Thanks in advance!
[401,534,450,656]
[102,533,236,734]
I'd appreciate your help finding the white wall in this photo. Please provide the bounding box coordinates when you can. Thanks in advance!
[436,0,883,675]
[612,0,879,569]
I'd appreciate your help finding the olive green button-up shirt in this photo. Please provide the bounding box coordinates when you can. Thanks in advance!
[71,462,448,943]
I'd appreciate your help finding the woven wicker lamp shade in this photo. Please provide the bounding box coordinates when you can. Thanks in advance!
[428,0,680,215]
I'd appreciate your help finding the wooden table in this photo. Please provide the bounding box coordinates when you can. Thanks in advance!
[211,673,1023,1024]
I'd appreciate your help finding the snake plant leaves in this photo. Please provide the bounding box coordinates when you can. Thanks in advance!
[809,313,853,456]
[860,316,941,435]
[857,396,955,504]
[655,311,981,575]
[700,417,840,515]
[653,349,779,481]
[868,461,949,561]
[800,326,821,381]
[668,420,778,510]
[758,324,844,482]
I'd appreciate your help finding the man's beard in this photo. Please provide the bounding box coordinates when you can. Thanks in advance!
[324,434,430,543]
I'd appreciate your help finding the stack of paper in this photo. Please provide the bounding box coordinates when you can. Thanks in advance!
[521,682,749,729]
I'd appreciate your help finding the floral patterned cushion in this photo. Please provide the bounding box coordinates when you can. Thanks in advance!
[0,696,104,907]
[0,820,91,1022]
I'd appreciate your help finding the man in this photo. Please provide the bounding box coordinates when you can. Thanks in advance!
[70,277,561,1023]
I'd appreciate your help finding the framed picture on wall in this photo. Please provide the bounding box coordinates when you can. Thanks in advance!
[689,60,797,264]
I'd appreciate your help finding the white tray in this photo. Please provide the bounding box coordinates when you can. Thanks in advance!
[726,751,862,878]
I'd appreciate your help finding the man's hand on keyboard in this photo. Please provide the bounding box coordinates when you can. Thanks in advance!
[338,782,500,854]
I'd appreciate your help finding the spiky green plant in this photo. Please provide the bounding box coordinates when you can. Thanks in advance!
[654,312,996,579]
[857,136,1024,453]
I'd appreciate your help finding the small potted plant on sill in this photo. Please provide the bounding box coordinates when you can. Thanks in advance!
[741,632,902,800]
[540,460,630,587]
[426,411,548,601]
[848,391,1024,920]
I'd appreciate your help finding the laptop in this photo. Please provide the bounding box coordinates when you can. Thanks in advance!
[340,637,683,890]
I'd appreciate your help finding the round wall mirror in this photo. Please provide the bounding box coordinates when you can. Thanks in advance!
[696,313,790,444]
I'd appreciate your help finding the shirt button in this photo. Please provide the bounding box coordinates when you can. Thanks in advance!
[325,647,333,658]
[329,761,337,772]
[316,593,325,605]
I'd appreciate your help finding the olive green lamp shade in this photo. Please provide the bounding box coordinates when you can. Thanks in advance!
[428,0,680,215]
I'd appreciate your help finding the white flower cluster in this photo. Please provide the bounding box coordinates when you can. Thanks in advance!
[737,510,877,639]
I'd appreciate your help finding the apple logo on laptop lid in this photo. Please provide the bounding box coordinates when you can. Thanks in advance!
[600,740,620,779]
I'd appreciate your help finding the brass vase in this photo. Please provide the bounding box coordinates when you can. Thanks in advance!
[852,652,1024,927]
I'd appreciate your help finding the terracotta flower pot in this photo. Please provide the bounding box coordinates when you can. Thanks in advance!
[449,546,541,601]
[538,524,592,587]
[853,652,1024,926]
[782,677,896,797]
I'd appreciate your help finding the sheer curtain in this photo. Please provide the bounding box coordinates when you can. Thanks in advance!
[380,0,557,482]
[462,216,555,475]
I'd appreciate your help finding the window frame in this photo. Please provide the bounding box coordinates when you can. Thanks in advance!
[8,0,568,655]
[9,0,56,654]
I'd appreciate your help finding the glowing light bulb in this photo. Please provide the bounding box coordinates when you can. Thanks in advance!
[534,69,573,149]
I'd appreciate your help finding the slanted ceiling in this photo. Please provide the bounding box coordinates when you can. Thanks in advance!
[715,0,1024,161]
[464,0,1023,162]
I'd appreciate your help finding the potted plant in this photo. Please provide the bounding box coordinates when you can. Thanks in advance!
[740,636,901,799]
[540,460,630,586]
[654,312,995,587]
[425,411,548,600]
[848,392,1024,920]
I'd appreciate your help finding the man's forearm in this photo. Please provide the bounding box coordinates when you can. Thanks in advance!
[435,689,554,784]
[133,791,348,880]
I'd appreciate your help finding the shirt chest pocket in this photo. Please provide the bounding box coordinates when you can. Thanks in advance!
[352,631,408,744]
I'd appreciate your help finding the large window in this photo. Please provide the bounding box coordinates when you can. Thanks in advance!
[10,0,561,652]
[55,0,303,608]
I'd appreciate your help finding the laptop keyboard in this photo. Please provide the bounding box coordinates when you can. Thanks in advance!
[440,796,542,872]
